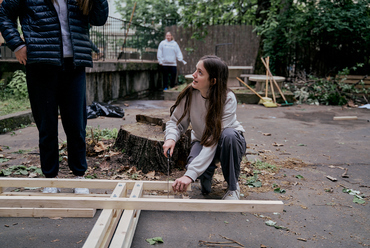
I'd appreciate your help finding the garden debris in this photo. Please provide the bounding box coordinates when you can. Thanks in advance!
[145,237,163,245]
[86,101,125,119]
[333,116,358,121]
[262,133,271,136]
[341,187,366,204]
[265,220,289,230]
[297,238,307,242]
[272,142,283,147]
[342,168,349,178]
[326,176,337,182]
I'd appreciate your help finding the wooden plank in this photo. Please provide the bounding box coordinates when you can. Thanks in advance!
[110,182,144,248]
[333,116,358,121]
[0,196,284,213]
[0,178,187,192]
[339,79,370,85]
[83,182,127,248]
[1,192,109,197]
[0,208,96,218]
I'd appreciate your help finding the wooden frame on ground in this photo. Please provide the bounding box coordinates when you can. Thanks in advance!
[0,178,284,248]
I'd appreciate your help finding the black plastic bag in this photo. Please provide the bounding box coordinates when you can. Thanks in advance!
[86,102,125,119]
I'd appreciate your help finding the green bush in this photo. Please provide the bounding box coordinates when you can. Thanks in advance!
[7,70,28,99]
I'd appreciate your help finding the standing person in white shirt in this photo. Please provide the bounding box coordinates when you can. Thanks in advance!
[157,32,186,90]
[163,55,246,200]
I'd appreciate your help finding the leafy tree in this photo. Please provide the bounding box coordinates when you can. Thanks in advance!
[255,0,370,77]
[179,0,259,39]
[114,0,180,29]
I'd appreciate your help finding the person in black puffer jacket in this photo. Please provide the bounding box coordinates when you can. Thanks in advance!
[0,0,108,194]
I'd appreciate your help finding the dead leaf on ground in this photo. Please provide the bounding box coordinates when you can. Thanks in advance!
[109,151,120,157]
[272,142,284,147]
[262,133,271,136]
[28,172,38,178]
[213,174,224,182]
[51,239,60,243]
[127,166,137,174]
[100,162,110,171]
[94,141,106,153]
[146,171,156,179]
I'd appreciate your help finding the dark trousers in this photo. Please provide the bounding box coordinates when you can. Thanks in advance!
[26,59,87,178]
[162,65,177,88]
[186,128,246,191]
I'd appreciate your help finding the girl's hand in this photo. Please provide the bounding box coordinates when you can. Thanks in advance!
[172,176,193,192]
[163,139,176,157]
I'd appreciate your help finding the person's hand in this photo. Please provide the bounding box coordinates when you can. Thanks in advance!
[182,60,187,65]
[163,139,176,157]
[15,46,27,65]
[172,175,193,192]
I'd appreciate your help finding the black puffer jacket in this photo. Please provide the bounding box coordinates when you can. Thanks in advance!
[0,0,108,67]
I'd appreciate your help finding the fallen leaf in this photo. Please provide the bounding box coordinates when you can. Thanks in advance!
[28,172,38,178]
[51,239,60,243]
[146,171,156,179]
[100,162,110,171]
[109,151,120,156]
[262,133,271,136]
[297,238,307,242]
[272,142,284,147]
[94,141,106,153]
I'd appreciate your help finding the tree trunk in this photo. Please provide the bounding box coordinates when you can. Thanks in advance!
[114,115,191,174]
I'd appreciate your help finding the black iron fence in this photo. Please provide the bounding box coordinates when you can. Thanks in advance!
[90,16,163,61]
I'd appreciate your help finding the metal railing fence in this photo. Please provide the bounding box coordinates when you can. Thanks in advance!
[90,16,163,61]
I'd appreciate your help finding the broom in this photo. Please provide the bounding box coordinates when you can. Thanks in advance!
[261,57,293,106]
[236,77,277,108]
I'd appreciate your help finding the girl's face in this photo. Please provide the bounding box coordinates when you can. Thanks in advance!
[192,60,212,97]
[166,33,172,41]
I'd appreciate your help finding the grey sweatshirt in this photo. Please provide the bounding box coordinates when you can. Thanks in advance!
[165,90,245,181]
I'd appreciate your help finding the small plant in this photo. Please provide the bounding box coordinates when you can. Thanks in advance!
[86,126,118,141]
[245,174,262,188]
[251,160,276,172]
[7,70,28,99]
[0,165,42,176]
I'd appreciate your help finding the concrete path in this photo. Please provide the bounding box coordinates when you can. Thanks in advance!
[0,101,369,247]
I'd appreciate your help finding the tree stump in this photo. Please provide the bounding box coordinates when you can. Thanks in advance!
[114,114,191,174]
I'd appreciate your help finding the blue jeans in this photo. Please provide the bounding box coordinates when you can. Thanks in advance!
[186,128,246,191]
[26,59,87,178]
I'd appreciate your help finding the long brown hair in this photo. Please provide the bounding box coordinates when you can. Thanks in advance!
[50,0,91,15]
[77,0,92,15]
[170,55,229,147]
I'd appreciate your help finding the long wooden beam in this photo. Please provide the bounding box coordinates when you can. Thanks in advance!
[0,208,96,218]
[0,196,284,213]
[83,182,127,248]
[0,178,189,191]
[109,182,144,248]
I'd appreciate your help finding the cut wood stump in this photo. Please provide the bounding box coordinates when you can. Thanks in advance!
[114,114,191,173]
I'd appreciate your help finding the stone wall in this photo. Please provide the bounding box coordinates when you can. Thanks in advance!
[85,61,161,105]
[0,60,161,106]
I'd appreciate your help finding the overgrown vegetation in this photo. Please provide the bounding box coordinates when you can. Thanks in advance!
[85,126,119,141]
[291,64,369,106]
[0,165,42,177]
[0,70,31,116]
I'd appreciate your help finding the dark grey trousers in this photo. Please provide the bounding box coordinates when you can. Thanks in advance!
[186,128,246,191]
